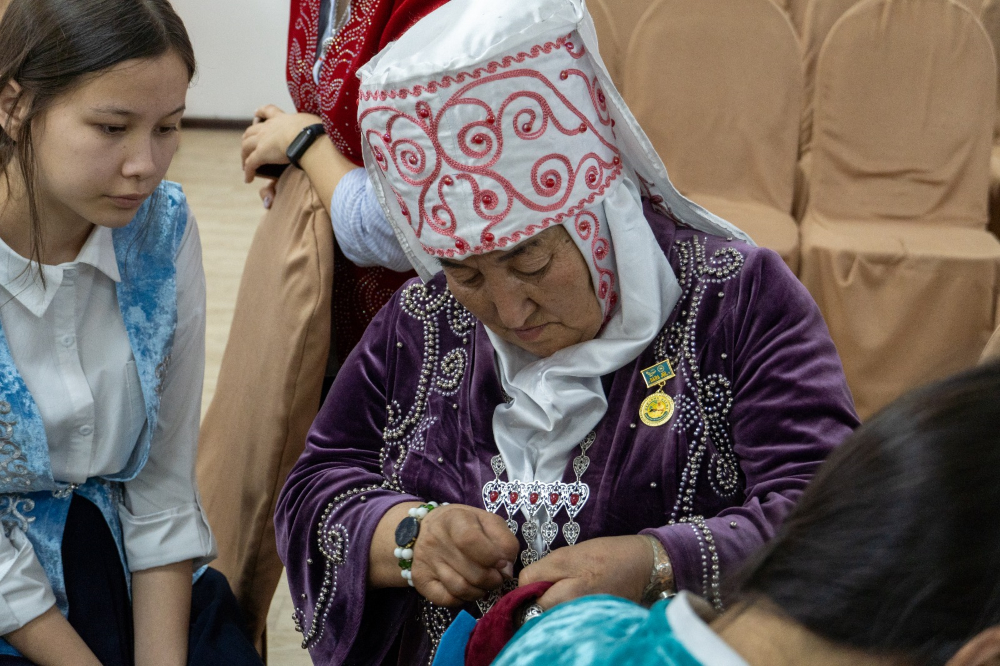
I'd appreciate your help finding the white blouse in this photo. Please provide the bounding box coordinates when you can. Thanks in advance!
[0,211,216,634]
[330,168,411,272]
[668,592,750,666]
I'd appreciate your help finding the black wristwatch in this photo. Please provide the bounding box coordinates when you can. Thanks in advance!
[286,123,326,169]
[395,516,421,548]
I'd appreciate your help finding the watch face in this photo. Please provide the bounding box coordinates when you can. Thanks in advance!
[288,130,313,159]
[395,516,420,547]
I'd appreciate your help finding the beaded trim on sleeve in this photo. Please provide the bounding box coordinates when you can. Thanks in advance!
[294,282,474,652]
[680,515,722,610]
[293,483,379,650]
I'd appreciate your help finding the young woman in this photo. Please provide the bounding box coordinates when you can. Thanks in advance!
[495,361,1000,666]
[0,1,261,664]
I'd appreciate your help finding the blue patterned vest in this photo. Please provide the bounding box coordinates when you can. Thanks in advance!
[0,181,187,652]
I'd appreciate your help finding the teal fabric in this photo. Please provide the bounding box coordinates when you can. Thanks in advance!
[493,596,704,666]
[432,609,477,666]
[0,182,186,656]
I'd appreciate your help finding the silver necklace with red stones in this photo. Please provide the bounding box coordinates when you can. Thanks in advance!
[482,431,595,567]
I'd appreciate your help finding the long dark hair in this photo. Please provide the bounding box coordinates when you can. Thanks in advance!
[0,0,195,269]
[738,361,1000,665]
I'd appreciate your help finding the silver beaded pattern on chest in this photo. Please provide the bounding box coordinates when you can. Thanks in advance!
[652,235,745,610]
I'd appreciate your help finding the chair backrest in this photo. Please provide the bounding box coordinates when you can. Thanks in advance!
[588,0,625,89]
[798,0,861,152]
[981,324,1000,363]
[983,0,1000,140]
[614,0,659,47]
[808,0,996,227]
[622,0,803,212]
[783,0,810,35]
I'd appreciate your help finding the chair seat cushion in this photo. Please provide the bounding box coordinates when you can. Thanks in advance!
[799,214,1000,418]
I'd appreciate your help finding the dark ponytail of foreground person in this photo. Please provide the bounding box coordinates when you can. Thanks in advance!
[0,0,195,271]
[738,360,1000,665]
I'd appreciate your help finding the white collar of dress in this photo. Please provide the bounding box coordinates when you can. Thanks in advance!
[0,225,121,318]
[668,591,750,666]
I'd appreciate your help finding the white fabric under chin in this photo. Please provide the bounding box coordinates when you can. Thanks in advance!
[486,178,680,484]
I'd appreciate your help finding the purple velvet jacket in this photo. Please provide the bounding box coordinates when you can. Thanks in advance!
[275,203,859,665]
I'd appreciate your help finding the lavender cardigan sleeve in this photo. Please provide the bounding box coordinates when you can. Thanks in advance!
[274,289,422,665]
[642,247,859,608]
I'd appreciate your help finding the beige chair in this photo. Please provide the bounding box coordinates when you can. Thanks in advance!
[797,0,860,154]
[992,146,1000,238]
[775,0,810,36]
[982,325,1000,362]
[623,0,803,273]
[986,0,1000,139]
[589,0,625,89]
[791,0,860,220]
[197,168,334,651]
[588,0,657,90]
[799,0,1000,419]
[983,0,1000,236]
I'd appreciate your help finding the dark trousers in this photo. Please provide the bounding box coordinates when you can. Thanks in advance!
[0,495,263,666]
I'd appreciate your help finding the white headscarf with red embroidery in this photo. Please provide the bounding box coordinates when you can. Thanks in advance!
[358,0,750,484]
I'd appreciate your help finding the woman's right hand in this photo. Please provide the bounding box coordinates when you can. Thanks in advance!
[370,502,519,607]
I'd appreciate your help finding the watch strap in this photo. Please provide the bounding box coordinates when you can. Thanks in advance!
[286,123,326,169]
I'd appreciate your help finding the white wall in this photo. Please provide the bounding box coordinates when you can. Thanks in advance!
[171,0,293,120]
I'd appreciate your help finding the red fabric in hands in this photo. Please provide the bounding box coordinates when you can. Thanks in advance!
[465,581,553,666]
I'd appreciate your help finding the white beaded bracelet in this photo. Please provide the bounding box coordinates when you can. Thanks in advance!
[393,501,445,587]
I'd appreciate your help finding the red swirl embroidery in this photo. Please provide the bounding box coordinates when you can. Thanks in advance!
[573,210,617,324]
[358,35,579,102]
[359,35,622,257]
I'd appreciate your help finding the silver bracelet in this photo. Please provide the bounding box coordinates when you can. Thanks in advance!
[640,534,676,606]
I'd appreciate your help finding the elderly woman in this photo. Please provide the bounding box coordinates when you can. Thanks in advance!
[274,0,859,664]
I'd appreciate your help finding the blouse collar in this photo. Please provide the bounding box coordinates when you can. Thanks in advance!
[0,225,121,318]
[668,592,750,666]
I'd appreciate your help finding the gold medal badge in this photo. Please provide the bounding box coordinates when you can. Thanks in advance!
[639,361,676,427]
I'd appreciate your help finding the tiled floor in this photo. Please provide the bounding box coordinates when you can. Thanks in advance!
[166,128,313,666]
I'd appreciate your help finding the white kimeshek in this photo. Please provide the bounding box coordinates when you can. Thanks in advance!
[357,0,751,487]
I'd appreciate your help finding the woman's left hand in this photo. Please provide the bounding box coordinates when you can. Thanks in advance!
[518,535,653,610]
[240,105,322,184]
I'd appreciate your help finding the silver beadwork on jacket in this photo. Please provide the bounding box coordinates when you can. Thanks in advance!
[0,495,35,537]
[652,236,745,610]
[0,401,36,490]
[420,599,454,665]
[294,483,377,650]
[381,284,474,492]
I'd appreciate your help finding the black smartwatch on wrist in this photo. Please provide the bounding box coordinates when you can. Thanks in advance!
[286,123,326,169]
